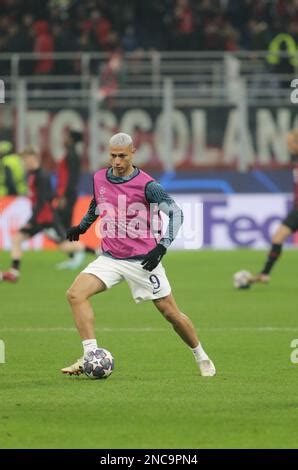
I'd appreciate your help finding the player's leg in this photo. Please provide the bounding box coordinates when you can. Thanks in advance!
[62,256,123,375]
[56,203,96,269]
[58,241,97,269]
[11,230,28,260]
[252,220,294,283]
[153,293,216,376]
[66,273,106,340]
[154,294,198,347]
[62,273,106,375]
[59,239,86,254]
[1,226,32,282]
[59,199,96,259]
[123,260,215,376]
[57,240,91,270]
[55,203,86,268]
[42,214,86,269]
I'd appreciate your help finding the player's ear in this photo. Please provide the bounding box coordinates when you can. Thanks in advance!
[131,146,136,155]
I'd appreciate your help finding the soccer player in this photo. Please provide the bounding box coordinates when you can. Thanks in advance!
[250,128,298,284]
[56,130,82,233]
[61,132,216,377]
[55,129,95,270]
[0,147,88,282]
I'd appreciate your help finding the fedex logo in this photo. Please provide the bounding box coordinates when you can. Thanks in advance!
[202,195,294,248]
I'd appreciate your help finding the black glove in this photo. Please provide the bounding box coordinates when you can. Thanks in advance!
[141,244,167,272]
[66,225,86,241]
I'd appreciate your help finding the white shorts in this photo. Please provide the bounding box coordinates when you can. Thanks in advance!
[82,255,171,303]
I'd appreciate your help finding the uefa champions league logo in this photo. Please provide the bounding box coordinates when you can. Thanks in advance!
[0,80,4,103]
[98,186,106,204]
[0,340,5,363]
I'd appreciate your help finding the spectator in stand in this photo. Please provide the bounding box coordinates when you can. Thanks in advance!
[1,0,298,58]
[92,9,112,51]
[223,24,240,51]
[97,49,125,102]
[49,0,72,13]
[243,20,271,51]
[6,19,33,55]
[122,25,138,53]
[173,0,196,50]
[204,16,225,50]
[52,21,75,74]
[33,20,54,74]
[78,30,97,53]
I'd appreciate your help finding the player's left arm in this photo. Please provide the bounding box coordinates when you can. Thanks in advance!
[141,181,184,271]
[146,181,184,248]
[66,197,98,241]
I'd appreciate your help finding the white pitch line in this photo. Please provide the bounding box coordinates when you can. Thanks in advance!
[0,326,298,333]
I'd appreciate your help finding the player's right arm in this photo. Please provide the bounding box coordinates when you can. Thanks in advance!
[66,197,98,241]
[141,181,184,271]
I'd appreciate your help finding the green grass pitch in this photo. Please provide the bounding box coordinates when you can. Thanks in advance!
[0,249,298,449]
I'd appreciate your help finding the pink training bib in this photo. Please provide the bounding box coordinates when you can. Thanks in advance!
[93,168,161,258]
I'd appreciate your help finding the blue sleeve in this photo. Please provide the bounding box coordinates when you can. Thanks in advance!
[145,181,184,248]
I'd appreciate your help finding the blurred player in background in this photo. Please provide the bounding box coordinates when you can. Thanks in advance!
[55,129,95,270]
[0,140,26,196]
[0,147,88,283]
[56,129,82,230]
[61,132,216,378]
[250,128,298,284]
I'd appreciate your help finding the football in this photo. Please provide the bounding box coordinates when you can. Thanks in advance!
[83,348,114,379]
[233,270,252,289]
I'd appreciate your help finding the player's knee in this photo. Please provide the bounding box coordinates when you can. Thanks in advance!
[163,311,176,323]
[271,234,284,245]
[271,233,280,244]
[271,224,291,244]
[66,286,84,304]
[164,310,182,327]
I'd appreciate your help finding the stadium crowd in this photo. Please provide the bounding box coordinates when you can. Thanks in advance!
[0,0,298,62]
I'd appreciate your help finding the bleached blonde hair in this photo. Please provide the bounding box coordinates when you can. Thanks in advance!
[109,132,133,148]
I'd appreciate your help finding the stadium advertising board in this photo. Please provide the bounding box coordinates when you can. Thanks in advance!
[21,106,298,170]
[0,194,296,250]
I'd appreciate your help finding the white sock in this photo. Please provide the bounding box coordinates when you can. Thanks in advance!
[191,343,209,363]
[82,339,98,356]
